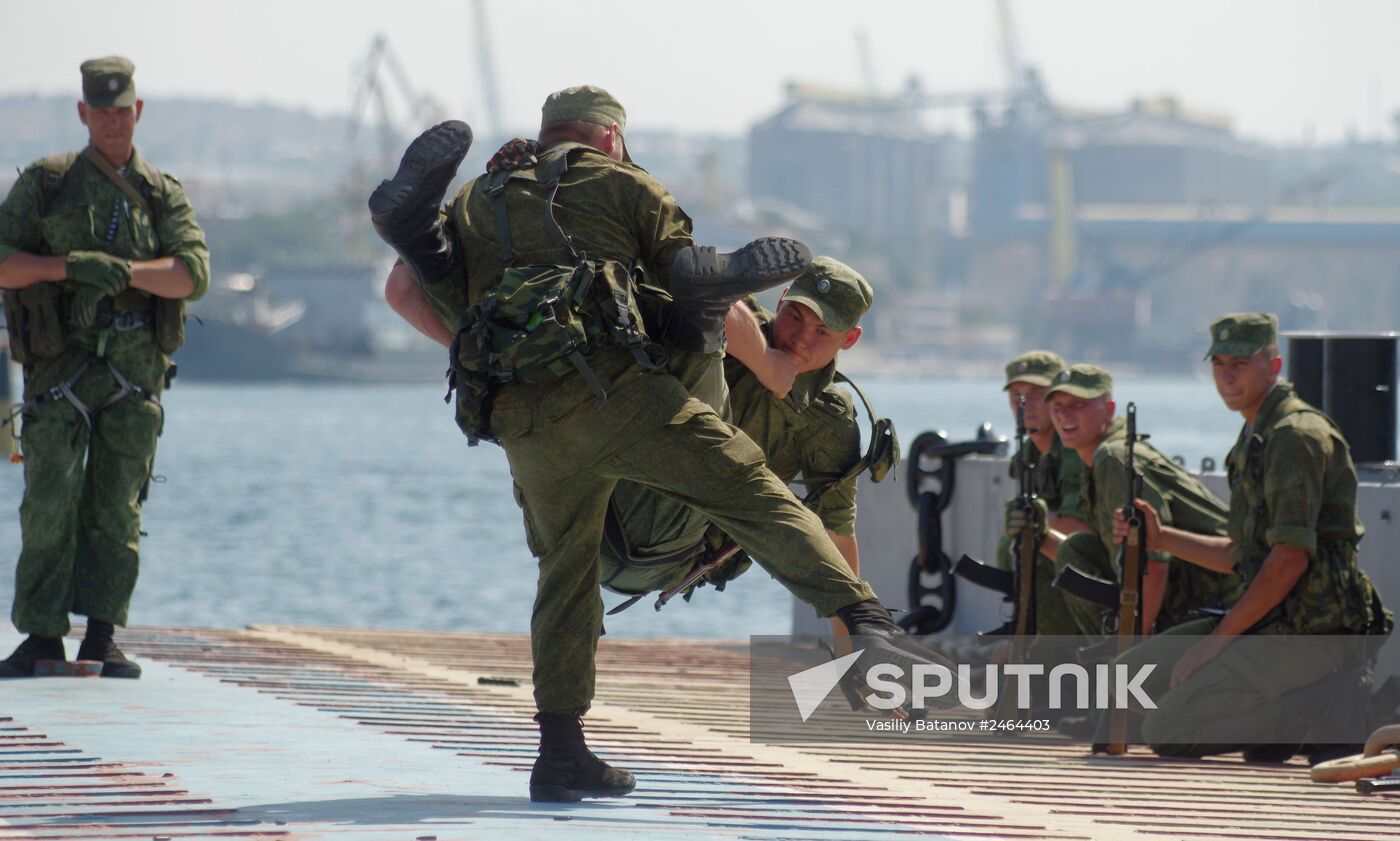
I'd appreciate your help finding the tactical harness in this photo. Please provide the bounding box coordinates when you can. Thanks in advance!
[7,353,158,434]
[447,149,659,445]
[2,149,171,439]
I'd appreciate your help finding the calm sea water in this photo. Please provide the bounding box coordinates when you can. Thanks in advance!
[0,373,1249,640]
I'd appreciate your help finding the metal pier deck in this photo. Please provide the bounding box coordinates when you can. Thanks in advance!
[1,626,1392,840]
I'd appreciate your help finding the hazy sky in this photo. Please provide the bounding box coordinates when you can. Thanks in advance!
[4,0,1398,144]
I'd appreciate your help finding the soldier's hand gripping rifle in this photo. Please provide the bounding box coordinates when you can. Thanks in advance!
[950,397,1041,645]
[1107,402,1147,755]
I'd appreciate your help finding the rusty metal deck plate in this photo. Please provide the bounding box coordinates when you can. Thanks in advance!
[1,626,1392,840]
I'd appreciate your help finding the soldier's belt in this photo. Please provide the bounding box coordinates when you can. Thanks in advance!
[112,288,152,312]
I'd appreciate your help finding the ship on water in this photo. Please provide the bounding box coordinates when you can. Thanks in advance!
[179,263,450,383]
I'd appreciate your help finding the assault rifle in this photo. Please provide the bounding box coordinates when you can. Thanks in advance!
[605,541,744,615]
[652,541,743,611]
[1107,402,1147,754]
[1003,395,1040,717]
[952,396,1040,718]
[1052,566,1119,613]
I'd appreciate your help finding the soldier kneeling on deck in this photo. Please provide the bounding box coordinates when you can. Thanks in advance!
[1108,314,1391,762]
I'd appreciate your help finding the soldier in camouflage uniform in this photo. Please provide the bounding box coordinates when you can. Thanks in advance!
[604,259,883,687]
[1036,365,1243,638]
[0,57,209,678]
[369,87,944,802]
[1108,314,1391,760]
[996,351,1092,639]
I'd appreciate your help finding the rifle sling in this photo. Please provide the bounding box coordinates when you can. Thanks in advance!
[81,147,152,217]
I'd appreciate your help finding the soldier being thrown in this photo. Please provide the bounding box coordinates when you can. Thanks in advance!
[368,86,947,802]
[0,57,209,679]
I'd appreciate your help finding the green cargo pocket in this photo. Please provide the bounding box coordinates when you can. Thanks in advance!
[665,400,767,471]
[511,481,544,557]
[153,297,185,354]
[39,205,97,254]
[12,283,68,358]
[664,401,712,428]
[2,290,28,363]
[128,204,160,254]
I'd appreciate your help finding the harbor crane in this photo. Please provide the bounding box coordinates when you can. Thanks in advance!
[347,33,448,175]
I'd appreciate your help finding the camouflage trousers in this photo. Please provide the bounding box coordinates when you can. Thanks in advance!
[1042,532,1118,639]
[1104,618,1351,757]
[490,345,876,714]
[12,341,166,637]
[601,349,729,594]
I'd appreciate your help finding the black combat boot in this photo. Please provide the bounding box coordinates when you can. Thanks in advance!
[529,712,636,802]
[77,620,141,679]
[368,120,474,285]
[1307,743,1364,766]
[1242,743,1301,763]
[0,635,65,678]
[667,237,813,353]
[833,599,959,711]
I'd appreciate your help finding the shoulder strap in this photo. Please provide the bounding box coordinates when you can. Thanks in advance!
[487,150,579,268]
[801,371,900,506]
[81,147,152,216]
[33,152,80,217]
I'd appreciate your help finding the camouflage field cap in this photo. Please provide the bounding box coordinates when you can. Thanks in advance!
[1206,312,1278,359]
[541,85,631,162]
[1003,350,1066,390]
[1045,363,1113,401]
[80,56,136,108]
[782,257,873,333]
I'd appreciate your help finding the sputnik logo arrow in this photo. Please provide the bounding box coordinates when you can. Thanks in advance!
[787,650,863,722]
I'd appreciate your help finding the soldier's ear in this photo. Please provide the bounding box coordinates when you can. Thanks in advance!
[77,101,89,127]
[604,123,623,161]
[840,326,862,351]
[133,100,144,123]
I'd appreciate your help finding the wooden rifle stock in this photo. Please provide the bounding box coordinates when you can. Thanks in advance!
[1107,402,1147,754]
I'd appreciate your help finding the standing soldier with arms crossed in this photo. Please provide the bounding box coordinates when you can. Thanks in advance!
[0,57,209,678]
[1111,314,1391,760]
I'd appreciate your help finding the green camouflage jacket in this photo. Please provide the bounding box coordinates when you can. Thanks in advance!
[722,308,862,536]
[1227,382,1390,634]
[1090,417,1245,626]
[607,304,865,561]
[1013,433,1089,523]
[444,142,693,315]
[0,146,210,337]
